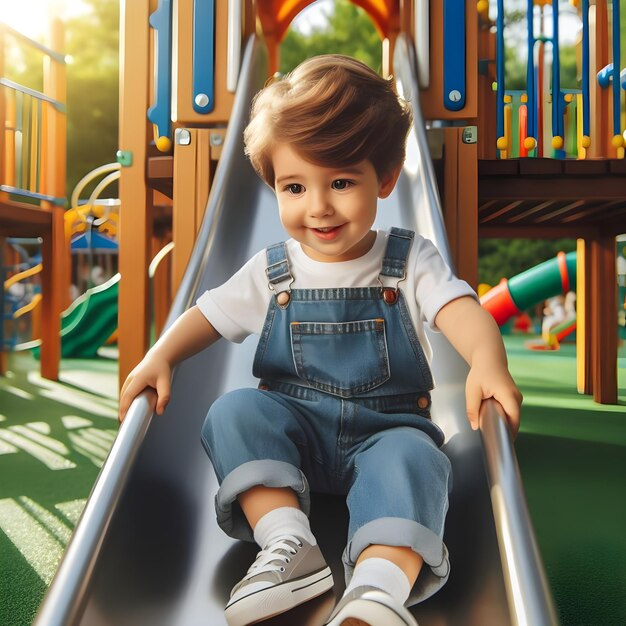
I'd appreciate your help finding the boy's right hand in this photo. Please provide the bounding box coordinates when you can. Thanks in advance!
[118,356,172,423]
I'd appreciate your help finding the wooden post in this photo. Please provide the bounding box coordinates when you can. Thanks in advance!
[0,26,7,375]
[172,128,217,297]
[443,127,478,288]
[172,129,198,294]
[589,1,610,157]
[590,234,618,404]
[118,0,152,386]
[477,17,497,159]
[0,236,6,375]
[40,18,66,380]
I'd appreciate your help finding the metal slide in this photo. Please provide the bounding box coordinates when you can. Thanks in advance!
[35,35,558,626]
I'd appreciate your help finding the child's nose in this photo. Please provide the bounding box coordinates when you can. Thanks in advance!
[309,191,334,218]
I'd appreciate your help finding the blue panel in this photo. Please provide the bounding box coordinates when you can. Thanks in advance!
[611,0,621,137]
[551,0,562,141]
[147,0,173,147]
[443,0,466,111]
[192,0,215,114]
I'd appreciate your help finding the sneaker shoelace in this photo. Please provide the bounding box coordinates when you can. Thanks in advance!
[241,534,303,582]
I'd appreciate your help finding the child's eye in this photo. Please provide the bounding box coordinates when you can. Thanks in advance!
[285,183,304,195]
[331,179,352,190]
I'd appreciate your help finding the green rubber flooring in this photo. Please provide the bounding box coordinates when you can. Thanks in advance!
[0,338,624,625]
[0,350,119,626]
[506,335,626,626]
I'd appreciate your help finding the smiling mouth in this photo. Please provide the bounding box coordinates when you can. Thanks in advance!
[310,224,344,240]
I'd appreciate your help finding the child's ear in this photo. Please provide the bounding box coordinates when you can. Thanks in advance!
[378,166,402,199]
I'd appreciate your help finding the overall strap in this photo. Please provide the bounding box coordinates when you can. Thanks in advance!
[265,242,293,286]
[380,227,414,279]
[265,242,294,307]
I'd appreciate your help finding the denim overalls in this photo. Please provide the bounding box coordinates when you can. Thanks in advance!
[202,228,452,603]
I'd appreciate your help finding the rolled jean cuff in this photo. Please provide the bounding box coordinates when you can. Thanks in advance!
[343,517,450,605]
[215,459,310,542]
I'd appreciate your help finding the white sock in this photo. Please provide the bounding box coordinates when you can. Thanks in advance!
[344,557,412,606]
[252,506,317,549]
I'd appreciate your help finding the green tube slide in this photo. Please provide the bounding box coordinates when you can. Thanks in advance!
[482,251,577,325]
[33,273,120,360]
[508,251,577,312]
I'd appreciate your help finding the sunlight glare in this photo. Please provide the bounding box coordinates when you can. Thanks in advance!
[0,0,88,40]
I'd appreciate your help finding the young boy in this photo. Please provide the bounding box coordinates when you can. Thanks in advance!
[119,55,522,626]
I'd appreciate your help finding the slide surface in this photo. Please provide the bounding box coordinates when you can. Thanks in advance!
[35,36,557,626]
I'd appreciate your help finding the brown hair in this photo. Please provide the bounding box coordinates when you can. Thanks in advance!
[244,55,413,187]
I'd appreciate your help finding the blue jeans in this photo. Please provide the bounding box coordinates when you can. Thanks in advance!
[201,385,452,603]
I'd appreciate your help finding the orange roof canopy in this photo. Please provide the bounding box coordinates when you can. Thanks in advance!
[258,0,396,41]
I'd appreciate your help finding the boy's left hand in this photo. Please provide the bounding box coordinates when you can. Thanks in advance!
[465,363,522,437]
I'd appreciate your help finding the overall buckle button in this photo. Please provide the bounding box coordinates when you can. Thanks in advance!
[382,288,398,305]
[417,394,430,410]
[276,291,291,307]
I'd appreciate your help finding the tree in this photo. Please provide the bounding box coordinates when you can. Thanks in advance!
[64,0,120,202]
[280,0,382,73]
[478,238,576,289]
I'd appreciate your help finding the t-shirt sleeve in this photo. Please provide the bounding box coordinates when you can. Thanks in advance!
[412,236,478,330]
[195,250,270,343]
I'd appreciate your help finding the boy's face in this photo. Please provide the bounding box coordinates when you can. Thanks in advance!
[272,142,398,262]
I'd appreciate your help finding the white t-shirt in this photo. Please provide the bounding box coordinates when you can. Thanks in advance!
[197,230,476,362]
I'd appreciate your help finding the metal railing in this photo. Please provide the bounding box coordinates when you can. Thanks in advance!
[1,23,67,205]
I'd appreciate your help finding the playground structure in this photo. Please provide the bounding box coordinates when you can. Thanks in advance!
[2,147,121,358]
[492,0,625,159]
[2,2,623,403]
[0,21,67,379]
[35,30,562,626]
[111,0,625,402]
[15,1,622,626]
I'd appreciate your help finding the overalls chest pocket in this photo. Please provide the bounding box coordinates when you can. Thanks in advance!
[289,318,391,398]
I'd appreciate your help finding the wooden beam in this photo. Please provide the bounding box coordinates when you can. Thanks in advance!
[479,200,524,223]
[147,156,174,199]
[479,224,599,239]
[480,175,626,201]
[118,0,152,386]
[533,200,587,223]
[0,202,52,236]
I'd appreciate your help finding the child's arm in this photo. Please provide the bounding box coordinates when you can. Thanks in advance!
[118,305,221,422]
[434,296,522,436]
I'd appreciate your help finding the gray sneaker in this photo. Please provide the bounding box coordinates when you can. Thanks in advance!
[324,585,419,626]
[224,535,334,626]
